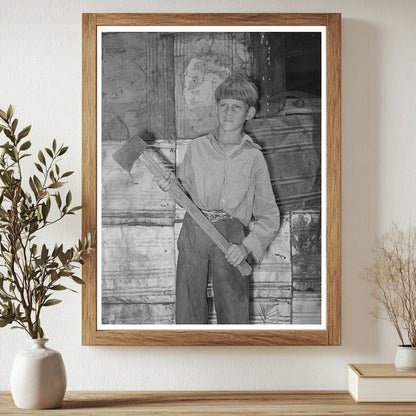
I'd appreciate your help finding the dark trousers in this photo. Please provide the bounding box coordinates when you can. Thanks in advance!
[176,213,250,324]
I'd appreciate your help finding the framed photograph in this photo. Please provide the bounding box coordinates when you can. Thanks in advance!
[82,13,341,346]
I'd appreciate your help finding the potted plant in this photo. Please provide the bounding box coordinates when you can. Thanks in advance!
[0,105,94,408]
[363,223,416,370]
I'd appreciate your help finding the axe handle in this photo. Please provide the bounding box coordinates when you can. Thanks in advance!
[140,151,252,276]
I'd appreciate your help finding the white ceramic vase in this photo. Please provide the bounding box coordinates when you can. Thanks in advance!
[394,345,416,371]
[10,339,67,409]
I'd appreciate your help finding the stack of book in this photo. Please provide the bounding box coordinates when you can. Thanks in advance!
[348,364,416,402]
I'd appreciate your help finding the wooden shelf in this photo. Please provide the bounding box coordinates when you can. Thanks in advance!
[2,391,416,415]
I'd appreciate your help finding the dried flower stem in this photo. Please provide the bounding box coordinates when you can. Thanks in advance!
[363,223,416,347]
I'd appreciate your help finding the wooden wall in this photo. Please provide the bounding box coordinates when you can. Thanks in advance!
[101,31,322,325]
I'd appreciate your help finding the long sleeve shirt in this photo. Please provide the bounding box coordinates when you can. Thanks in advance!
[177,131,280,262]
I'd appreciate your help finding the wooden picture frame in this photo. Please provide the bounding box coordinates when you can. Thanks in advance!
[82,13,341,346]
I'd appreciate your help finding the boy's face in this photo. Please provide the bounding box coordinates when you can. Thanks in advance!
[216,99,256,133]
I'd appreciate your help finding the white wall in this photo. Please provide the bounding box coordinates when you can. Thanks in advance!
[1,0,416,391]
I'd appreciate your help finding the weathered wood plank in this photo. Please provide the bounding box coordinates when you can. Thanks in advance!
[102,32,148,140]
[208,298,291,325]
[291,210,321,285]
[101,225,175,274]
[102,32,176,141]
[175,32,253,138]
[102,303,175,325]
[101,141,175,224]
[146,33,176,139]
[252,214,291,283]
[101,225,176,324]
[102,270,175,304]
[245,115,321,212]
[4,390,416,415]
[252,33,286,118]
[292,293,321,324]
[291,210,321,324]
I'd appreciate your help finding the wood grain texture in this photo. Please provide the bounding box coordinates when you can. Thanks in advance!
[1,391,416,415]
[350,364,416,378]
[88,329,329,346]
[82,13,98,346]
[82,13,341,346]
[95,13,330,26]
[326,13,342,346]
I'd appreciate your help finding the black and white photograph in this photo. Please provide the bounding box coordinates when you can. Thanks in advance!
[96,26,326,330]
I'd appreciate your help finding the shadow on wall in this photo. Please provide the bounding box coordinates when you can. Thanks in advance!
[341,19,381,355]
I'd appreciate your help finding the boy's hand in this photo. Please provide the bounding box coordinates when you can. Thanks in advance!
[154,172,172,192]
[225,244,249,267]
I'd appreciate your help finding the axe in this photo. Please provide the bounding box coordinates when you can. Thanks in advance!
[112,135,252,276]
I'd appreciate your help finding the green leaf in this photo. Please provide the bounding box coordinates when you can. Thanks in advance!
[58,146,68,156]
[59,271,73,277]
[0,317,13,327]
[51,244,59,258]
[4,129,12,140]
[41,202,50,221]
[31,244,38,256]
[43,299,62,307]
[50,285,68,291]
[56,244,63,258]
[6,105,14,121]
[33,175,42,192]
[52,139,57,152]
[45,148,53,158]
[61,171,74,178]
[58,250,67,264]
[17,125,31,140]
[55,193,62,208]
[0,293,11,302]
[34,163,43,173]
[65,191,72,207]
[72,276,85,285]
[41,244,48,262]
[69,206,82,214]
[48,182,64,189]
[11,118,18,133]
[0,142,12,149]
[29,177,38,197]
[38,325,44,339]
[19,140,31,151]
[38,150,46,165]
[0,109,7,121]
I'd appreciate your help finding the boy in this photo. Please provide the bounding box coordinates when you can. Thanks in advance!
[158,74,280,324]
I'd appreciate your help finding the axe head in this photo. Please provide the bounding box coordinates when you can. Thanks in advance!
[112,134,149,173]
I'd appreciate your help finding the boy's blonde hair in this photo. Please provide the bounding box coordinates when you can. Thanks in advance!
[215,74,259,108]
